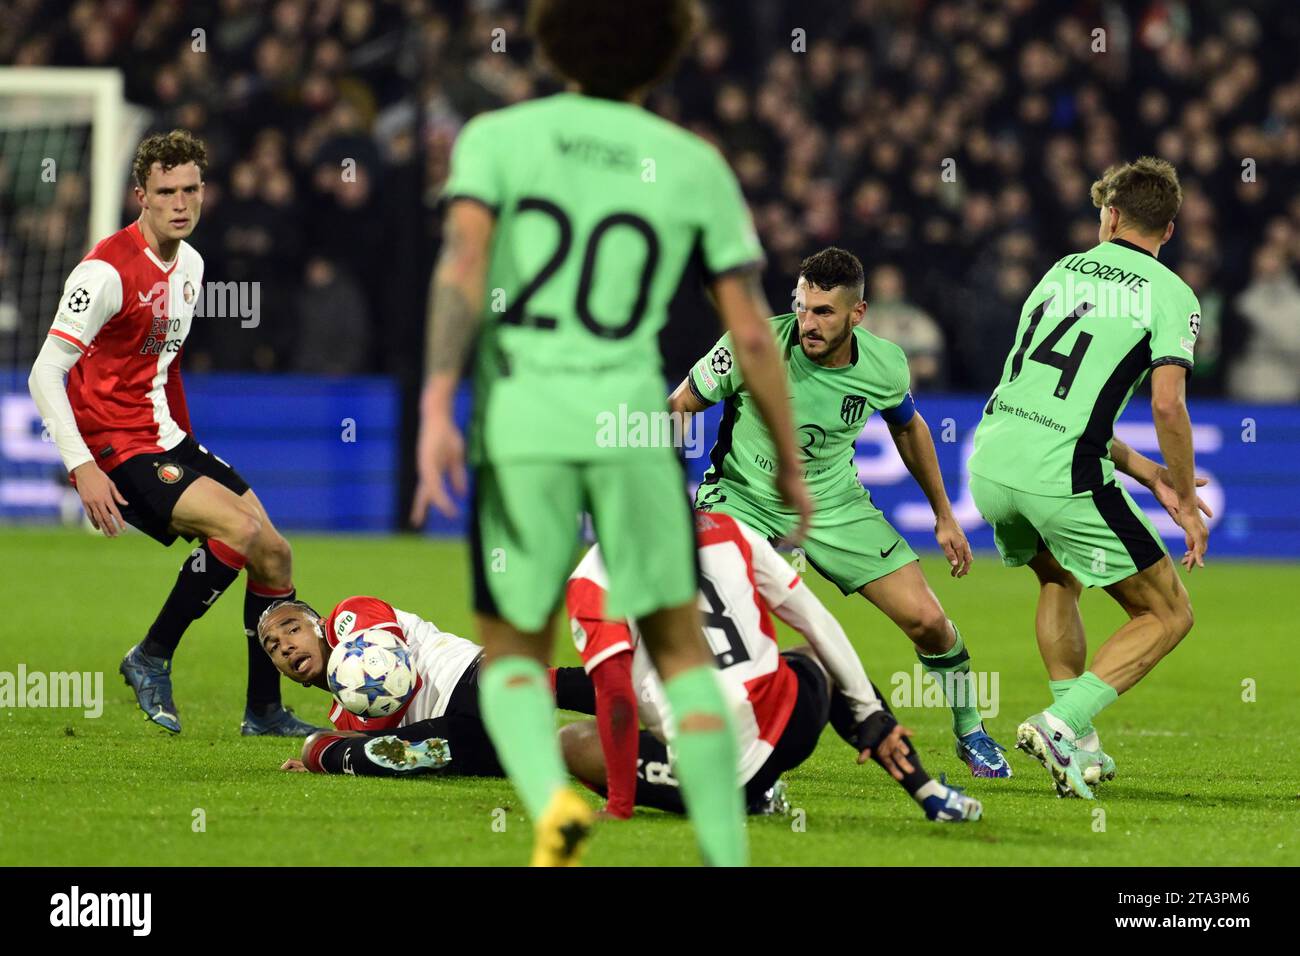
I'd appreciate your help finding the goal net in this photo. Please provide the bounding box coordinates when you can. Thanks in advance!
[0,68,146,520]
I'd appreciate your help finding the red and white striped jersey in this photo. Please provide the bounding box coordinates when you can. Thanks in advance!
[567,511,802,783]
[48,221,201,472]
[322,596,481,733]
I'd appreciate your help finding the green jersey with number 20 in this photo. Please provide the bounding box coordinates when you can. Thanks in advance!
[968,238,1201,497]
[442,92,763,464]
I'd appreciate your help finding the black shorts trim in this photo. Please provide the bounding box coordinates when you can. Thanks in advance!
[106,435,250,546]
[1092,481,1165,574]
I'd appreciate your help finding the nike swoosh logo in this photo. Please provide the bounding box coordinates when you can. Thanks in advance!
[880,540,901,558]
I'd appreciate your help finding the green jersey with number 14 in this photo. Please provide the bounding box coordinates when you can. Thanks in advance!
[968,238,1201,497]
[442,92,763,464]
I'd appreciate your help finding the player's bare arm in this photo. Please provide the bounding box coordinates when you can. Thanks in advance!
[887,412,972,577]
[1150,364,1208,569]
[1110,436,1212,523]
[708,267,812,540]
[411,199,494,523]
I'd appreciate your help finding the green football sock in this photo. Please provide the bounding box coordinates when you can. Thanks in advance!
[663,666,748,867]
[479,656,567,821]
[918,623,982,737]
[1047,671,1118,738]
[1048,677,1095,737]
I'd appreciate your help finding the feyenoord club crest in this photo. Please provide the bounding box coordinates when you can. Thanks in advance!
[710,346,733,375]
[841,394,868,426]
[183,280,195,304]
[157,463,183,484]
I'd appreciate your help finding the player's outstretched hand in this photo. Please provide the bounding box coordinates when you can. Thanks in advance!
[1152,469,1213,523]
[1178,509,1209,572]
[279,758,308,772]
[775,465,812,546]
[935,513,972,577]
[411,412,467,524]
[71,461,129,537]
[857,722,915,780]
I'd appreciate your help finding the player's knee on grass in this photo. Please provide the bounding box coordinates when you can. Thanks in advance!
[558,721,605,788]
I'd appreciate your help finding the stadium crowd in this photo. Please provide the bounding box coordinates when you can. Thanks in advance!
[2,0,1298,399]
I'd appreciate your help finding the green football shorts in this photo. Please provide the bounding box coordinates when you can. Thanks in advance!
[697,481,918,594]
[471,452,698,632]
[969,473,1167,588]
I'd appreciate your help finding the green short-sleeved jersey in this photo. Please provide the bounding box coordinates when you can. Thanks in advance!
[442,92,764,463]
[690,313,912,508]
[969,239,1201,497]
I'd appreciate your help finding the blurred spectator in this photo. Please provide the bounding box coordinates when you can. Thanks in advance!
[1228,245,1300,402]
[1,0,1297,395]
[864,264,946,389]
[293,257,372,376]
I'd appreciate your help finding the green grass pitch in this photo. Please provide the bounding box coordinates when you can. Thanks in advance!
[0,527,1295,866]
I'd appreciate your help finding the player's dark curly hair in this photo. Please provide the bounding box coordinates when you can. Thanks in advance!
[528,0,699,99]
[256,599,322,640]
[799,247,865,296]
[1090,157,1182,236]
[133,129,208,190]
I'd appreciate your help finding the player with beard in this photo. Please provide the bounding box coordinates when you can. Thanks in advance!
[670,247,1011,779]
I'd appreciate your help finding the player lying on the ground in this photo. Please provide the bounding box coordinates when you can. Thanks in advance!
[968,157,1211,798]
[27,129,315,737]
[670,247,1010,779]
[257,596,596,777]
[560,511,982,823]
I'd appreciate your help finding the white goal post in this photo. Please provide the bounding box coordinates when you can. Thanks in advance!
[0,68,133,246]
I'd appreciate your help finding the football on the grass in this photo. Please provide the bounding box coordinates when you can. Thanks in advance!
[327,628,415,718]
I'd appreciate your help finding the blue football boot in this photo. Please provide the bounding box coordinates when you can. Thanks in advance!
[120,643,181,733]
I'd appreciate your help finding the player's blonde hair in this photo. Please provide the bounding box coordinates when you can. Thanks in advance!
[133,129,208,190]
[1090,157,1182,236]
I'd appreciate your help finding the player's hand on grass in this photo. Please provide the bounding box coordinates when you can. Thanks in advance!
[935,513,972,578]
[1151,468,1213,524]
[71,461,128,537]
[1178,510,1209,572]
[857,723,915,780]
[411,412,467,523]
[279,759,308,772]
[776,465,812,545]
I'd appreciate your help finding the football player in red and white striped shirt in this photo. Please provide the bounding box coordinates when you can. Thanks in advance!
[561,511,983,822]
[257,596,596,777]
[27,130,315,737]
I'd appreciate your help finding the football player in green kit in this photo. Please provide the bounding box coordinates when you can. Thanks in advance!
[968,157,1210,799]
[671,247,1013,780]
[411,0,811,866]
